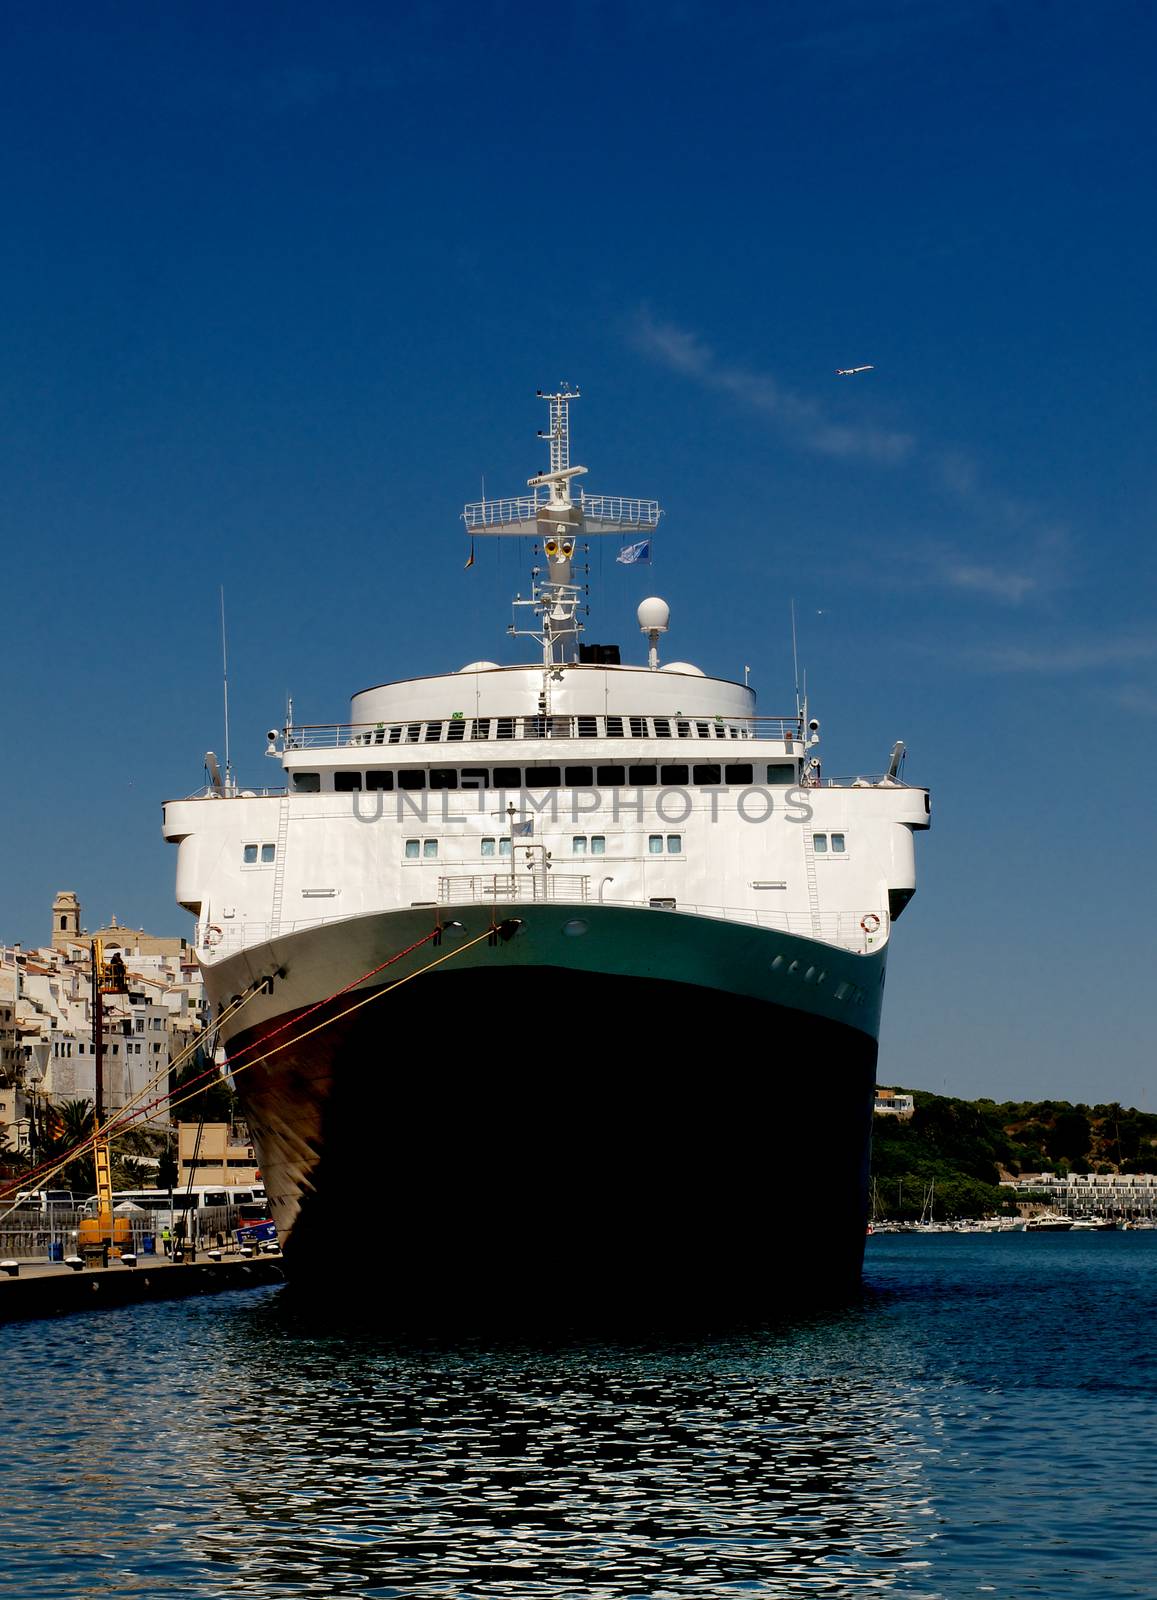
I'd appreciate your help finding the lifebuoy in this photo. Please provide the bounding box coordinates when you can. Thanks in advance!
[203,925,224,948]
[860,913,881,934]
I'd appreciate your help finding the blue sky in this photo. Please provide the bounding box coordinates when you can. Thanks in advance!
[3,2,1154,1106]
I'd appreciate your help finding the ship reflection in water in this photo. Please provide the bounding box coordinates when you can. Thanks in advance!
[5,1234,1157,1599]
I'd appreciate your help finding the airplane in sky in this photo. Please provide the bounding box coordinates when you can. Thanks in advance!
[836,365,874,376]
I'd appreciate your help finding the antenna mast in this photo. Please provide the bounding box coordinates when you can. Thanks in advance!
[462,387,663,667]
[791,598,801,720]
[220,586,232,794]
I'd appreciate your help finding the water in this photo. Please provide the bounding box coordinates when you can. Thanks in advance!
[4,1233,1155,1599]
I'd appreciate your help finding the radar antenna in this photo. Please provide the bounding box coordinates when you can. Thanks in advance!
[463,387,663,667]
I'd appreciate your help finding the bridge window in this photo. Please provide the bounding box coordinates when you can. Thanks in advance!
[564,765,594,786]
[525,766,561,789]
[292,772,320,793]
[429,769,458,790]
[724,764,753,784]
[660,764,689,784]
[766,764,793,784]
[334,772,362,792]
[398,770,426,791]
[366,771,394,791]
[596,764,625,785]
[693,763,721,784]
[628,765,657,786]
[461,767,489,789]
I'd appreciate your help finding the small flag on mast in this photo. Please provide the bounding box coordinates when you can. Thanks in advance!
[464,538,475,570]
[616,538,651,565]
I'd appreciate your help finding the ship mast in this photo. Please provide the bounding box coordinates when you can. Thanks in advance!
[462,387,662,669]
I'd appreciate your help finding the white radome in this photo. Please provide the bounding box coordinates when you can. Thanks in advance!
[637,597,670,632]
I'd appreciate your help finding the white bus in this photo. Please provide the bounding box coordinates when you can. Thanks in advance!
[79,1185,267,1217]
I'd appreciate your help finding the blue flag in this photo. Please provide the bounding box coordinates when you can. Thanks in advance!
[616,539,651,565]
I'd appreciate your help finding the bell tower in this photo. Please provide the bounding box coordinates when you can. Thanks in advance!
[51,890,81,950]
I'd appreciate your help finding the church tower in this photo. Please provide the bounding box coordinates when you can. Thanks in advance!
[51,891,81,950]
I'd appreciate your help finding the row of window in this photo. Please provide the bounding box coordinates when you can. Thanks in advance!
[813,833,846,854]
[243,844,277,864]
[401,834,683,860]
[295,762,797,794]
[340,715,765,747]
[51,1030,165,1057]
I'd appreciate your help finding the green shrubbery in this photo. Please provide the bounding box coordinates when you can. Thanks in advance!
[870,1089,1157,1219]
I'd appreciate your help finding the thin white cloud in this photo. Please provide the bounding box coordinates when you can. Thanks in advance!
[632,309,1073,608]
[632,310,914,465]
[941,563,1037,604]
[968,635,1157,674]
[1113,684,1157,715]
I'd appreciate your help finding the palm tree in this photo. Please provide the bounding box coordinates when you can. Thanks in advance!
[44,1099,96,1194]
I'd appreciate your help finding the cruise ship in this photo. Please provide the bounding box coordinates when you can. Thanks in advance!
[162,389,930,1320]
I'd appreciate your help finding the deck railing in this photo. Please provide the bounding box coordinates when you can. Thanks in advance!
[196,902,886,956]
[287,712,804,750]
[460,489,662,533]
[437,872,593,904]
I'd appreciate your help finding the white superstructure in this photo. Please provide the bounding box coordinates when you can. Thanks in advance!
[165,390,928,986]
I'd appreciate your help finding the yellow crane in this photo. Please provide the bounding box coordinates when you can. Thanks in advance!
[77,939,132,1263]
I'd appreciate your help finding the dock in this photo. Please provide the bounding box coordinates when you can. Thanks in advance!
[0,1252,285,1322]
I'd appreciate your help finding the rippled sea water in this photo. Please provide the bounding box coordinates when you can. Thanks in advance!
[4,1233,1156,1599]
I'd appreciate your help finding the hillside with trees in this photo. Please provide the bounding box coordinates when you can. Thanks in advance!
[870,1089,1157,1221]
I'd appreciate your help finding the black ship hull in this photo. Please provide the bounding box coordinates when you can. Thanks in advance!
[226,962,878,1328]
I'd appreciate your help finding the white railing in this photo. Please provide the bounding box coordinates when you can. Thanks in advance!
[288,713,803,750]
[462,493,544,530]
[601,900,888,953]
[460,490,661,533]
[578,492,662,530]
[197,901,885,956]
[437,873,591,904]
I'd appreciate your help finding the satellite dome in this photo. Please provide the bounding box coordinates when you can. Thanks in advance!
[458,661,501,673]
[636,597,670,632]
[660,661,705,676]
